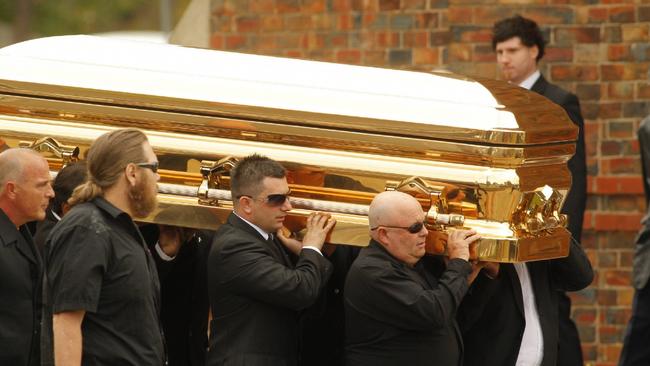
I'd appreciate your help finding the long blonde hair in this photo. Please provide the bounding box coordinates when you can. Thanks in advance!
[69,129,148,207]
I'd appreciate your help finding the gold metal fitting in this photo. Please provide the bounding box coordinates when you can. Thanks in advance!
[198,156,238,205]
[511,185,567,235]
[393,176,466,230]
[19,137,79,167]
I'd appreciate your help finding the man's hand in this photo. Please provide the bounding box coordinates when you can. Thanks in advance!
[277,212,336,254]
[467,261,487,285]
[301,212,336,250]
[276,227,303,256]
[158,225,183,258]
[482,262,500,279]
[446,229,481,261]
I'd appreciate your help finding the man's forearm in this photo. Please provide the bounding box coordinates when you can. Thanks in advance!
[53,310,85,366]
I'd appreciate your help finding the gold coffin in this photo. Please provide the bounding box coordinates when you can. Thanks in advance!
[0,36,578,262]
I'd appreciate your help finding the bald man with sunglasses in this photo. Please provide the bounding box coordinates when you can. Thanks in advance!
[344,191,487,366]
[206,154,335,366]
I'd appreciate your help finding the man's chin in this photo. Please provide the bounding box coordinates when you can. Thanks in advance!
[131,201,158,219]
[33,212,46,222]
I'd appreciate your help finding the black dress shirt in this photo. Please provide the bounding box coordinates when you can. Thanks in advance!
[0,209,42,366]
[46,197,165,366]
[344,240,472,366]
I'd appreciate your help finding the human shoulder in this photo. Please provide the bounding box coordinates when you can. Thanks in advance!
[213,221,260,243]
[48,202,110,246]
[538,77,576,106]
[348,247,404,284]
[210,221,268,259]
[0,217,18,244]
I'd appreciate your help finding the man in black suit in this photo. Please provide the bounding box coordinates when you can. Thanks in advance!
[344,190,483,366]
[619,115,650,366]
[460,22,594,359]
[141,223,214,366]
[206,154,335,366]
[489,15,589,366]
[0,148,54,366]
[458,238,593,366]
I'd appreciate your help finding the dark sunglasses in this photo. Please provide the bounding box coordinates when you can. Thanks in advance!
[371,221,425,234]
[238,190,291,207]
[135,161,159,173]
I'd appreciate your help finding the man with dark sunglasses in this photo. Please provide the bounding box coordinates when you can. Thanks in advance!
[206,154,335,366]
[47,129,165,366]
[344,190,487,366]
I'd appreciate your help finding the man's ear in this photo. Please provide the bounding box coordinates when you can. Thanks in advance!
[61,202,71,216]
[124,163,138,186]
[239,196,253,215]
[377,228,390,247]
[4,181,17,200]
[530,45,539,62]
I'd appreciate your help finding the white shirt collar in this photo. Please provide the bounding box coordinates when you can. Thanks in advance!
[51,210,62,222]
[233,211,271,240]
[518,69,541,90]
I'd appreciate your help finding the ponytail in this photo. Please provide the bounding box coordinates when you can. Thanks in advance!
[68,180,104,207]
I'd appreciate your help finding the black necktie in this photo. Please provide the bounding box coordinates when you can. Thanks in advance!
[268,234,290,266]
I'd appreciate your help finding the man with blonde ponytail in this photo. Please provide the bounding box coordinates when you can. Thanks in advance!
[46,129,166,366]
[0,148,54,366]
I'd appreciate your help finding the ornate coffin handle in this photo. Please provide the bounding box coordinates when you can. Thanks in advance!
[19,137,79,166]
[198,156,239,205]
[389,176,466,229]
[510,185,568,235]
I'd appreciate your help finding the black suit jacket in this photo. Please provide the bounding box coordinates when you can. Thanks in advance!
[140,225,213,366]
[458,239,593,366]
[344,241,472,366]
[0,209,42,366]
[206,213,332,366]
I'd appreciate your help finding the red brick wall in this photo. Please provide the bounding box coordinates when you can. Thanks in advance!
[210,1,650,365]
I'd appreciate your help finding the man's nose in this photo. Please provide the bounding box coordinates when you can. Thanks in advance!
[283,198,292,211]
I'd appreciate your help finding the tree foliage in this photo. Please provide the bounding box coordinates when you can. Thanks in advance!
[2,0,190,41]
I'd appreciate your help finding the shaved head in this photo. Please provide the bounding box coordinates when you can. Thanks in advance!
[368,191,428,266]
[369,191,422,231]
[0,148,47,194]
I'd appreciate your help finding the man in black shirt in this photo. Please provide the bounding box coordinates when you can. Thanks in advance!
[344,191,483,366]
[0,148,54,366]
[47,129,165,365]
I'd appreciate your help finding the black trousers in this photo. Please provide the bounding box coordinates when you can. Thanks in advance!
[619,284,650,366]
